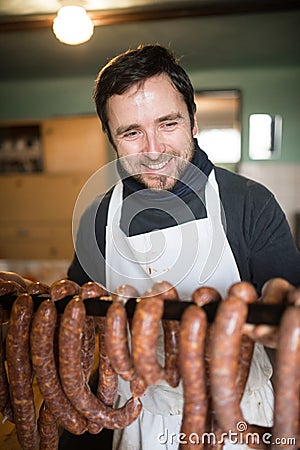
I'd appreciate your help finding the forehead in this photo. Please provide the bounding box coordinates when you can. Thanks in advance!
[106,74,187,128]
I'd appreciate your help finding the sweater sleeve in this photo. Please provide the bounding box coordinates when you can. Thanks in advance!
[248,187,300,292]
[216,167,300,294]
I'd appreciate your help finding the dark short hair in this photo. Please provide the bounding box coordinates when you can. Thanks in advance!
[93,44,196,146]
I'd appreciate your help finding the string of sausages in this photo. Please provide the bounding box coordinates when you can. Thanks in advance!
[0,271,299,450]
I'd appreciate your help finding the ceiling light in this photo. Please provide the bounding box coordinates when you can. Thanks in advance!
[53,5,94,45]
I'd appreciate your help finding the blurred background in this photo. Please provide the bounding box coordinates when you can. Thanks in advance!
[0,0,300,283]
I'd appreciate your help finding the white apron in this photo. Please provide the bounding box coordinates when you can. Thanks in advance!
[105,170,274,450]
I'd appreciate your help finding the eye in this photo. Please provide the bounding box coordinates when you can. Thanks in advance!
[123,130,141,140]
[162,121,178,130]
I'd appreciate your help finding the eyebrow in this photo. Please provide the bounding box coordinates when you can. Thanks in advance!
[115,112,184,137]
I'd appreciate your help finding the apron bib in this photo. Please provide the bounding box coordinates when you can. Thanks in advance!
[106,170,240,299]
[105,170,273,450]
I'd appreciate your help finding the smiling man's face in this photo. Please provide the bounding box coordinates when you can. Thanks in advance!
[107,73,198,190]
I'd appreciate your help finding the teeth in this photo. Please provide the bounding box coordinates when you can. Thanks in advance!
[144,158,171,170]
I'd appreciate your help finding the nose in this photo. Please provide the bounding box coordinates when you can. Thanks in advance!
[144,130,164,157]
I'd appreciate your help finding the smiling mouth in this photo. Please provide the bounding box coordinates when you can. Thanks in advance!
[142,156,173,171]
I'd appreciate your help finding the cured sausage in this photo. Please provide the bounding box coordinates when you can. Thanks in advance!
[192,286,222,306]
[227,282,257,403]
[27,281,50,296]
[131,292,165,385]
[261,278,294,304]
[38,402,59,450]
[272,306,300,450]
[101,397,142,430]
[110,284,147,397]
[107,284,140,382]
[50,279,80,301]
[6,293,40,450]
[81,315,96,383]
[130,375,147,398]
[105,301,135,382]
[192,287,222,449]
[228,281,258,304]
[179,304,208,450]
[95,314,118,407]
[59,296,142,429]
[30,298,87,435]
[210,296,269,449]
[0,270,28,289]
[152,281,181,388]
[0,304,13,423]
[210,296,249,430]
[80,281,107,299]
[59,296,111,421]
[0,279,26,296]
[80,282,117,406]
[111,284,139,302]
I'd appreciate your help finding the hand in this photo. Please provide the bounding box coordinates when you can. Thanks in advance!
[243,323,279,348]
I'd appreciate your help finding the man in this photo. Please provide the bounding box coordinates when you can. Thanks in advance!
[67,44,300,449]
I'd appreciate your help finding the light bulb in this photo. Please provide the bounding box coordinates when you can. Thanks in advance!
[53,5,94,45]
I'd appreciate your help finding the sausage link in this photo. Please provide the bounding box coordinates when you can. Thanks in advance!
[228,282,257,403]
[272,306,300,450]
[179,304,208,450]
[111,284,147,396]
[236,335,255,403]
[192,287,222,449]
[131,293,165,385]
[50,279,80,301]
[210,296,248,430]
[96,315,118,406]
[6,293,40,450]
[0,304,13,422]
[130,375,147,398]
[27,281,50,296]
[58,296,111,422]
[192,286,222,306]
[261,278,294,304]
[0,280,26,296]
[112,284,139,303]
[80,281,107,299]
[106,284,140,382]
[81,315,96,383]
[152,281,181,388]
[210,296,269,449]
[79,282,118,406]
[0,271,28,289]
[80,282,107,386]
[31,299,87,435]
[59,296,141,429]
[228,281,258,304]
[105,301,135,381]
[38,402,59,450]
[101,397,142,430]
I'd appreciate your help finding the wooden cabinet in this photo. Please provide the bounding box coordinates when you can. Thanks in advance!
[0,115,113,260]
[41,115,107,173]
